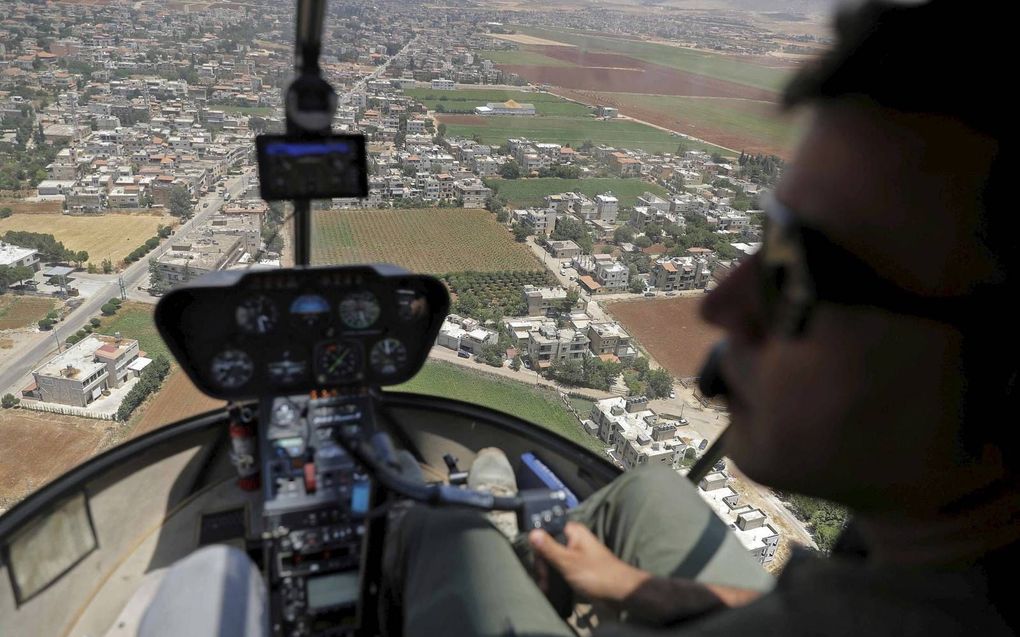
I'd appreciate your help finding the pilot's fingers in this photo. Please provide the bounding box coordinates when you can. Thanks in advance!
[529,528,571,569]
[562,521,596,548]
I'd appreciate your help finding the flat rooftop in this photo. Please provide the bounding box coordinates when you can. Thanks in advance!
[36,336,107,380]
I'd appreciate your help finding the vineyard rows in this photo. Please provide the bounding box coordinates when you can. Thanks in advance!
[312,208,543,274]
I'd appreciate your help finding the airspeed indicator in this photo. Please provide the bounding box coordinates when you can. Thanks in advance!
[370,338,407,376]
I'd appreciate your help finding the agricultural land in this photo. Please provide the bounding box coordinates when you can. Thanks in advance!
[485,177,668,208]
[438,113,732,156]
[0,296,56,331]
[472,26,801,156]
[0,213,170,266]
[392,360,603,454]
[606,296,723,378]
[311,208,543,274]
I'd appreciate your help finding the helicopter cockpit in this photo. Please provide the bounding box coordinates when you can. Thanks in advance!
[0,1,755,636]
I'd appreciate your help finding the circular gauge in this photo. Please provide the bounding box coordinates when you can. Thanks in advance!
[339,291,381,329]
[236,295,278,334]
[210,350,254,389]
[315,341,362,383]
[271,399,301,430]
[289,293,330,326]
[370,337,408,376]
[395,289,429,322]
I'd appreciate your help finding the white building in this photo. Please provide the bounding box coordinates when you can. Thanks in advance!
[595,193,619,223]
[698,472,781,565]
[431,78,455,90]
[0,242,40,271]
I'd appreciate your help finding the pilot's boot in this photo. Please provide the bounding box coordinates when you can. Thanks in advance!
[468,447,519,539]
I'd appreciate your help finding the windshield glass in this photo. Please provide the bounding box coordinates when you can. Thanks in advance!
[0,0,831,560]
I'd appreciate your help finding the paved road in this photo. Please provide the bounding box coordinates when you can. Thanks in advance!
[0,171,252,396]
[339,37,418,106]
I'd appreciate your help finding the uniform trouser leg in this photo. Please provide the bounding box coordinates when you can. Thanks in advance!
[388,464,774,637]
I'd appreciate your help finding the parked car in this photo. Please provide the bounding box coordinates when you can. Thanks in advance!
[666,291,677,297]
[457,350,470,358]
[669,390,676,399]
[644,291,655,297]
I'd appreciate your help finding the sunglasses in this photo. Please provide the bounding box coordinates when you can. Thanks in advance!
[759,195,987,336]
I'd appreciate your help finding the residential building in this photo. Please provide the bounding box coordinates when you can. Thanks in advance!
[454,179,491,208]
[595,259,629,292]
[587,322,637,362]
[651,256,711,291]
[436,315,498,354]
[595,193,619,223]
[0,242,40,271]
[523,284,570,316]
[698,472,780,565]
[431,78,455,90]
[546,239,581,260]
[526,323,589,368]
[23,334,147,407]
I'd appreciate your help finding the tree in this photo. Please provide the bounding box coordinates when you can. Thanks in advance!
[510,355,522,371]
[562,287,580,313]
[548,358,585,386]
[613,226,635,244]
[645,368,673,398]
[436,122,447,138]
[2,394,19,409]
[101,258,113,274]
[101,303,117,316]
[168,184,193,218]
[511,223,530,242]
[499,159,521,180]
[73,250,89,268]
[476,343,505,367]
[634,235,653,249]
[38,318,54,330]
[629,277,646,294]
[148,258,168,295]
[496,209,509,224]
[90,318,101,327]
[0,207,11,219]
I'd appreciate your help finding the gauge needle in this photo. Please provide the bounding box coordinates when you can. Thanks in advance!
[329,349,349,373]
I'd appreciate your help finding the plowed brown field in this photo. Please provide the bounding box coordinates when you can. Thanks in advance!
[607,296,722,378]
[132,370,224,437]
[500,45,777,101]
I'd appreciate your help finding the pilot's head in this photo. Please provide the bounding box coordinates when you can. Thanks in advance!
[702,0,1009,514]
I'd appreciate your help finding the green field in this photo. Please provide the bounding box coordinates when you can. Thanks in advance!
[519,26,791,92]
[601,93,801,155]
[485,177,668,208]
[405,88,591,117]
[311,208,542,274]
[441,114,732,155]
[96,302,169,361]
[392,361,604,454]
[476,49,580,67]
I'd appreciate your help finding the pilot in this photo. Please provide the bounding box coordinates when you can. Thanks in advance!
[382,1,1017,635]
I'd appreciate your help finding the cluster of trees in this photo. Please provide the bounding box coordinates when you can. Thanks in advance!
[0,109,61,190]
[0,207,12,219]
[259,201,286,257]
[64,316,107,346]
[2,230,86,264]
[0,265,36,291]
[87,259,115,274]
[444,270,556,323]
[116,355,172,421]
[549,216,594,253]
[547,356,623,391]
[536,165,582,179]
[498,159,521,180]
[621,357,674,398]
[125,235,161,264]
[168,185,193,219]
[1,393,20,409]
[36,309,61,331]
[100,296,122,318]
[782,494,849,553]
[737,152,784,187]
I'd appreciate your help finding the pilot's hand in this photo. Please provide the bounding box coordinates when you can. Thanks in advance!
[529,522,651,604]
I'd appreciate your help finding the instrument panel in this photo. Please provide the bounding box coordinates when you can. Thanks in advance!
[154,265,449,399]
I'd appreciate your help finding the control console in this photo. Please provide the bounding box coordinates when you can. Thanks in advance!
[261,392,375,637]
